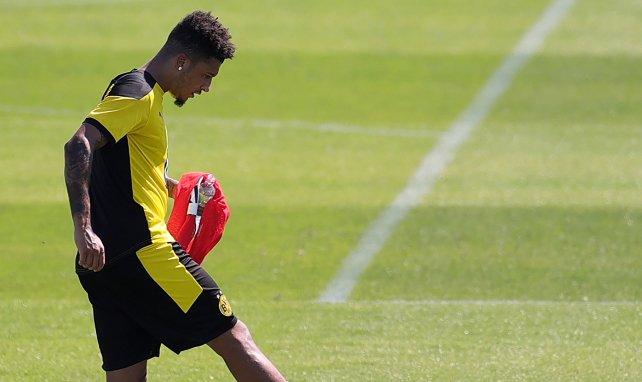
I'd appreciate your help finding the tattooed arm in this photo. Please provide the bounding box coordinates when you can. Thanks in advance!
[64,123,108,272]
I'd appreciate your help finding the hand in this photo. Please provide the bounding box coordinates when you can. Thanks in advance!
[166,176,179,198]
[75,228,106,272]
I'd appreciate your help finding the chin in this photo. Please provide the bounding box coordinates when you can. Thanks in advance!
[174,98,187,107]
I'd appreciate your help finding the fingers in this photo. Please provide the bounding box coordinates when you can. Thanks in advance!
[75,229,106,272]
[78,250,90,269]
[78,243,105,272]
[90,248,106,272]
[96,249,105,271]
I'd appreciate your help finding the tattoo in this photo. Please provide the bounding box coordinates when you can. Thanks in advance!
[93,132,109,150]
[64,123,108,224]
[64,135,93,219]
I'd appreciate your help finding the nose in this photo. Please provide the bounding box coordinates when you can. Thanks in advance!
[202,78,212,93]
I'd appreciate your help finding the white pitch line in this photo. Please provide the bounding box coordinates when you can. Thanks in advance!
[0,104,437,139]
[319,0,576,303]
[172,116,439,138]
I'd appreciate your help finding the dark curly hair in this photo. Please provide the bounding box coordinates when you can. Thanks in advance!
[163,10,235,62]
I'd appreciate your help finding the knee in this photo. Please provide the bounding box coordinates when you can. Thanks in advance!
[226,319,257,351]
[230,320,253,343]
[106,363,147,382]
[209,319,258,356]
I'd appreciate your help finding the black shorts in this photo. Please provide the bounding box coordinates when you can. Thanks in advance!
[77,242,237,371]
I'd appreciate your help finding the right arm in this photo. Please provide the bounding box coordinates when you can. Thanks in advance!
[64,123,108,272]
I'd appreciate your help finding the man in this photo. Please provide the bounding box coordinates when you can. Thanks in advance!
[64,11,286,382]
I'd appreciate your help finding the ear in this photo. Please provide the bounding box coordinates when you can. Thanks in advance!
[175,54,190,71]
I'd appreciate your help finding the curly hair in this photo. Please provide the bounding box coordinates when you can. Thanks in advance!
[164,10,235,62]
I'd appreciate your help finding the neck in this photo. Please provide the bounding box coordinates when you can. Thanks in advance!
[140,55,171,92]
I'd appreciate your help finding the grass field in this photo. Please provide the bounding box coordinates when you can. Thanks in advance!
[1,0,641,381]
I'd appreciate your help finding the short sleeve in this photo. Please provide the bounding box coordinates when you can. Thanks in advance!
[84,96,150,144]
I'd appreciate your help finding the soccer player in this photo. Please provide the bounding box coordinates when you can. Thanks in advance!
[63,11,287,382]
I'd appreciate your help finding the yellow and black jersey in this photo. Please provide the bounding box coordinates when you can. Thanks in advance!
[83,69,174,264]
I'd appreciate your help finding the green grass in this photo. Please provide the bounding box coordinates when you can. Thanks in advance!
[1,0,641,380]
[2,299,639,381]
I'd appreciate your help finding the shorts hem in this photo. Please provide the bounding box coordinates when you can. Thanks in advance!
[169,316,238,354]
[102,348,160,372]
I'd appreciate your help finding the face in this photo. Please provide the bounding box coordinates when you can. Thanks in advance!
[171,57,222,107]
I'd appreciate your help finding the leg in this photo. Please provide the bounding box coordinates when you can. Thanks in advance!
[208,320,287,382]
[106,360,147,382]
[78,264,160,380]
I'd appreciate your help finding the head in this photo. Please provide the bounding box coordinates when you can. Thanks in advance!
[160,11,235,107]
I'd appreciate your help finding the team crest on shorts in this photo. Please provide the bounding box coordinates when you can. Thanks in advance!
[217,293,233,317]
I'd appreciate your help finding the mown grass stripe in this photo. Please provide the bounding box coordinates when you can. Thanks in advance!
[352,299,640,306]
[0,0,150,7]
[319,0,577,303]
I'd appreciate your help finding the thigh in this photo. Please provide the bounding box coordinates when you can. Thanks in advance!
[106,359,147,382]
[80,272,160,371]
[98,242,238,354]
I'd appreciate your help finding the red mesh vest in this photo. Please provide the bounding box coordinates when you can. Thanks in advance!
[167,172,230,264]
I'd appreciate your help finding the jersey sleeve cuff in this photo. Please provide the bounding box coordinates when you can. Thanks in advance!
[84,117,116,145]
